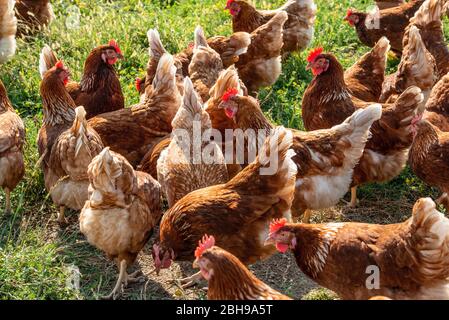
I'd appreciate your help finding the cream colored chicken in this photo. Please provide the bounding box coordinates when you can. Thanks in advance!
[157,77,228,207]
[0,0,17,63]
[80,147,162,299]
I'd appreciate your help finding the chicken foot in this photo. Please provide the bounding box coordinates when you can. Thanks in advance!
[302,209,312,223]
[173,271,203,289]
[347,186,359,208]
[57,205,68,225]
[102,261,145,300]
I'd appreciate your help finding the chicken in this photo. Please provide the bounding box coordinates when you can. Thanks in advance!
[137,135,171,178]
[188,26,224,102]
[38,60,104,224]
[220,85,381,222]
[376,0,405,10]
[402,0,449,80]
[88,53,181,167]
[0,0,17,63]
[380,25,437,104]
[80,147,161,299]
[39,40,124,119]
[424,72,449,131]
[344,37,390,102]
[302,49,424,207]
[192,235,292,300]
[265,197,449,300]
[409,120,449,211]
[152,127,297,287]
[14,0,54,36]
[138,28,250,101]
[233,11,288,94]
[0,78,24,214]
[344,0,425,55]
[226,0,316,55]
[157,77,228,207]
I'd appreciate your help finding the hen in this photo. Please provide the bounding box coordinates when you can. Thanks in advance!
[344,37,390,102]
[409,120,449,211]
[88,53,181,167]
[424,72,449,131]
[80,147,161,299]
[302,49,424,207]
[220,84,381,222]
[345,0,425,55]
[193,235,291,300]
[157,77,228,207]
[266,197,449,300]
[39,40,124,119]
[14,0,54,36]
[152,127,297,287]
[380,25,437,104]
[0,79,24,214]
[226,0,316,55]
[0,0,17,63]
[38,61,104,224]
[402,0,449,80]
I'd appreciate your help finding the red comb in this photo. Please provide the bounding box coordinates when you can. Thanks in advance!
[269,218,287,235]
[194,235,215,258]
[135,77,142,92]
[221,88,239,102]
[226,0,234,9]
[109,39,122,55]
[307,47,323,63]
[346,9,353,18]
[55,60,64,70]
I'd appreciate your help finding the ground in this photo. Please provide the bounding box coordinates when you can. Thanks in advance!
[0,0,447,300]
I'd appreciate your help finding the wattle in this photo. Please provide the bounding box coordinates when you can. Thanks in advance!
[276,243,289,253]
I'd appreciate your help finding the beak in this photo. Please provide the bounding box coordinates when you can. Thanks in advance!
[305,62,313,70]
[264,235,275,246]
[192,259,199,269]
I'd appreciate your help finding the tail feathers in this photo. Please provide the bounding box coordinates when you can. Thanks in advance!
[71,106,89,158]
[209,66,243,102]
[152,53,177,93]
[0,0,17,63]
[147,29,167,59]
[410,0,444,26]
[181,77,204,118]
[373,37,391,59]
[394,86,424,116]
[88,147,123,195]
[410,197,449,281]
[194,26,208,49]
[39,45,58,79]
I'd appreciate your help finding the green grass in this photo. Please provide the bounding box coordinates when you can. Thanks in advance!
[0,0,448,300]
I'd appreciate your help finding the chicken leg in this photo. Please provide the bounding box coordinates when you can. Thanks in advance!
[348,186,359,208]
[302,209,312,223]
[102,261,145,300]
[4,187,11,215]
[57,205,68,225]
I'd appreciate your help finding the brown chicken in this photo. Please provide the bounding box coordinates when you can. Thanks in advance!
[220,85,381,221]
[88,53,182,167]
[344,37,390,102]
[139,28,250,101]
[409,120,449,211]
[380,25,437,104]
[39,41,124,119]
[344,0,425,54]
[38,61,104,224]
[137,135,171,178]
[14,0,54,36]
[193,235,292,300]
[226,0,316,55]
[302,49,424,207]
[152,127,297,287]
[0,79,24,214]
[80,147,161,299]
[376,0,405,10]
[157,77,228,207]
[402,0,449,79]
[188,26,224,102]
[0,0,17,63]
[233,11,288,94]
[424,72,449,131]
[265,197,449,299]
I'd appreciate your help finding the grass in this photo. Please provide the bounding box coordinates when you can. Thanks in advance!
[0,0,448,300]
